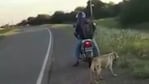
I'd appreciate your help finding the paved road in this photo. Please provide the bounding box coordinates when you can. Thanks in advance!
[0,26,52,84]
[49,28,91,84]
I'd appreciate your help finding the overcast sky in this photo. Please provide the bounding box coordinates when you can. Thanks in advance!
[0,0,122,25]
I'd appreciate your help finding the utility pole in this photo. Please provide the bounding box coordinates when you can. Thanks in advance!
[89,0,93,20]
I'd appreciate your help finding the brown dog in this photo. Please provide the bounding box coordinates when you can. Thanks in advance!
[90,52,119,83]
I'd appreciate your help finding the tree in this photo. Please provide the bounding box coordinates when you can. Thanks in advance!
[50,11,65,23]
[74,7,85,12]
[16,0,124,25]
[26,14,50,25]
[27,17,36,25]
[17,20,28,26]
[35,14,50,24]
[119,0,149,25]
[84,0,118,19]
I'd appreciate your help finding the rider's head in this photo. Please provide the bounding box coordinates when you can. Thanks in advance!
[76,11,86,19]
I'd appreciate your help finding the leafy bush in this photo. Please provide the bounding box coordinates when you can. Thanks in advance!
[119,0,149,25]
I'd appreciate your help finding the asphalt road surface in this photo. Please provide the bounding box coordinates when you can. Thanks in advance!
[0,25,53,84]
[0,25,91,84]
[49,28,91,84]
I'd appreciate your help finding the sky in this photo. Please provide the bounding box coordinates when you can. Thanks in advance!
[0,0,122,26]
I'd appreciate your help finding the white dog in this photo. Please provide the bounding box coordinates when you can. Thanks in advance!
[90,52,119,83]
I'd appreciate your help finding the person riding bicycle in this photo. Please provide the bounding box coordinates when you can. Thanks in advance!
[73,11,99,66]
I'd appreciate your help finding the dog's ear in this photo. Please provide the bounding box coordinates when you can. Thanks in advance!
[112,52,119,59]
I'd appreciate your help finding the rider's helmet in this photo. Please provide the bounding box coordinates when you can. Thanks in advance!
[76,11,86,22]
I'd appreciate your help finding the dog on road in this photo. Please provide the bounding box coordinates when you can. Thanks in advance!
[90,52,119,83]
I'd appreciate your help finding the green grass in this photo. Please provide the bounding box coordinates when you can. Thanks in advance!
[0,28,12,34]
[95,18,121,28]
[51,24,72,29]
[0,28,12,40]
[0,28,19,37]
[131,60,149,79]
[95,18,149,79]
[52,18,149,79]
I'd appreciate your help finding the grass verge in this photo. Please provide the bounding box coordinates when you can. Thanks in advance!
[51,19,149,79]
[95,18,149,79]
[0,28,18,37]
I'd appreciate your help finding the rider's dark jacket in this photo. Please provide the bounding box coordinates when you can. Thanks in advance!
[75,18,86,39]
[75,18,96,39]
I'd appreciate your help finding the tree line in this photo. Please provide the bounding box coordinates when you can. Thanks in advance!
[17,0,121,25]
[17,0,149,26]
[119,0,149,25]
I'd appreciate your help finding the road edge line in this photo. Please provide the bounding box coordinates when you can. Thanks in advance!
[36,29,53,84]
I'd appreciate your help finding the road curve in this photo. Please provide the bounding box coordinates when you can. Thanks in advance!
[0,26,53,84]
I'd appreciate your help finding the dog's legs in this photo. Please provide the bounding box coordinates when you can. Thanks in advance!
[109,62,117,77]
[90,68,102,84]
[96,67,103,80]
[90,71,96,84]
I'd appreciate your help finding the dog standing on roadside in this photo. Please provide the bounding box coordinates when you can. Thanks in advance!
[90,52,119,83]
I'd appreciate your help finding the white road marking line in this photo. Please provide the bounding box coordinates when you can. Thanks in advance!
[36,29,53,84]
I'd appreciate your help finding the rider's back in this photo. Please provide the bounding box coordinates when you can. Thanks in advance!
[75,12,96,39]
[76,18,95,39]
[81,19,96,39]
